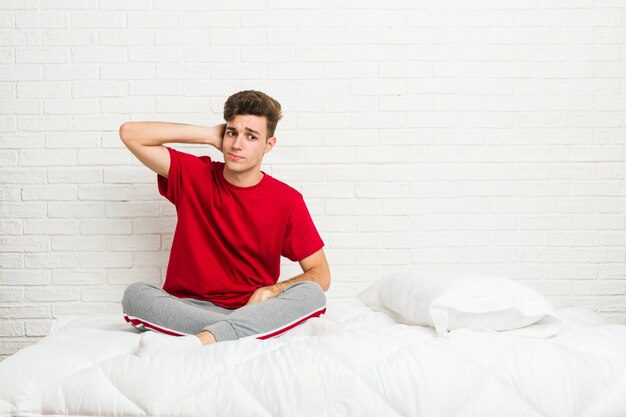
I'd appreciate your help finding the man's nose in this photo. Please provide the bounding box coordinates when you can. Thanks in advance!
[232,134,244,149]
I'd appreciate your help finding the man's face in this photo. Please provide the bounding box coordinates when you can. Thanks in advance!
[222,114,276,177]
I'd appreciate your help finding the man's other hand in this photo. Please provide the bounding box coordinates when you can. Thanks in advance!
[245,284,283,306]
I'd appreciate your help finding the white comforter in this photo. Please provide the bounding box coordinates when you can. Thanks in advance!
[1,300,625,417]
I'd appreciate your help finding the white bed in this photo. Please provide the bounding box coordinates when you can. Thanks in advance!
[1,274,626,417]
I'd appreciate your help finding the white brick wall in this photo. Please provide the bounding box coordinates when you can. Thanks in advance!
[1,1,625,359]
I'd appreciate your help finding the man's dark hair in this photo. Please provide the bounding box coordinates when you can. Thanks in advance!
[223,90,282,138]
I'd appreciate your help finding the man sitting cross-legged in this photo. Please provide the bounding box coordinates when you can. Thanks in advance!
[119,90,330,356]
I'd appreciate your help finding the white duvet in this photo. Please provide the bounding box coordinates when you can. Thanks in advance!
[1,299,625,417]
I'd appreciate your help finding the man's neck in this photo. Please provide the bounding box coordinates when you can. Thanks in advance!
[222,167,264,188]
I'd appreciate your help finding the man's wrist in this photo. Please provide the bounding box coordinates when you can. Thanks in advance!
[274,282,286,294]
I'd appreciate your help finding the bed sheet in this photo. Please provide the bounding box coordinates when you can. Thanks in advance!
[0,299,625,417]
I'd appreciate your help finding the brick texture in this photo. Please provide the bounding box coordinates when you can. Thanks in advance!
[1,1,625,359]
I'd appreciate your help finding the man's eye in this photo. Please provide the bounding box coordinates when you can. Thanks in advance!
[227,131,236,136]
[249,135,257,141]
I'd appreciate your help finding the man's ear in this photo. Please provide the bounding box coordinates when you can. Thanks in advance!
[265,136,276,154]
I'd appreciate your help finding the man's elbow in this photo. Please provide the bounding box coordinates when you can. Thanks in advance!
[319,269,331,292]
[119,122,135,145]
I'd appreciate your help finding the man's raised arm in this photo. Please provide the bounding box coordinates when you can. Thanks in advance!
[119,122,225,178]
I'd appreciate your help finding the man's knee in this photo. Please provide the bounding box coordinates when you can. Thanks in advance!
[122,282,153,315]
[287,280,326,310]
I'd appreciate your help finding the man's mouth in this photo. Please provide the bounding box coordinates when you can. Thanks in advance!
[228,153,244,161]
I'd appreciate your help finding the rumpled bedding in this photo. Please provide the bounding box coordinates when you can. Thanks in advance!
[0,300,625,417]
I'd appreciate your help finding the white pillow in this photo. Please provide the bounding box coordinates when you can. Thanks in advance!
[356,271,561,337]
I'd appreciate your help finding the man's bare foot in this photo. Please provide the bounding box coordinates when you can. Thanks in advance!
[196,330,217,345]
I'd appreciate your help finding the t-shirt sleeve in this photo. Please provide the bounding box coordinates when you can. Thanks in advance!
[157,146,180,205]
[281,196,324,262]
[157,147,211,206]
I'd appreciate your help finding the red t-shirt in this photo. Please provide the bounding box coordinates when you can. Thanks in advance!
[157,147,324,309]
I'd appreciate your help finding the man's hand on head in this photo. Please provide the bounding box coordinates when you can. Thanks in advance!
[206,123,225,152]
[245,284,284,306]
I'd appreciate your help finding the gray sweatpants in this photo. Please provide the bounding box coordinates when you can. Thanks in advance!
[121,281,326,342]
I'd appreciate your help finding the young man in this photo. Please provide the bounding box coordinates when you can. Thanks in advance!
[119,90,330,356]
